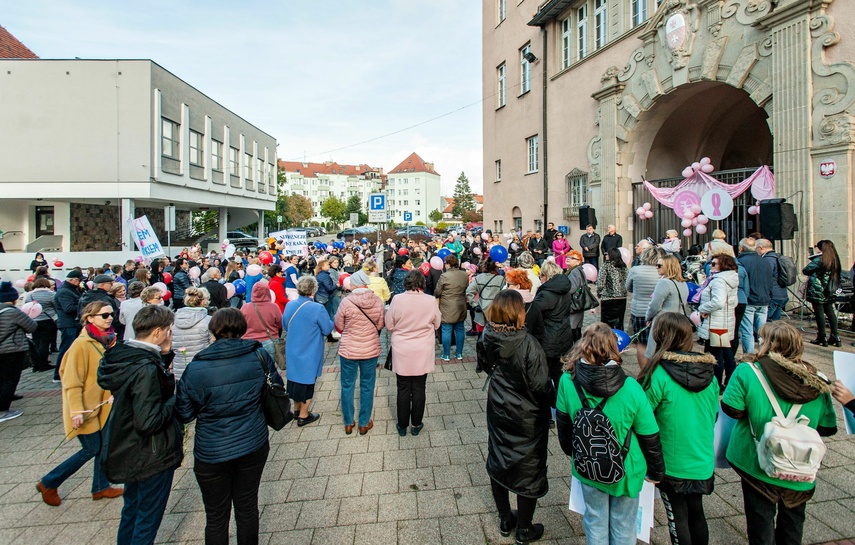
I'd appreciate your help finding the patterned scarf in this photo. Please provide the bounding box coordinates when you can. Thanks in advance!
[85,323,116,349]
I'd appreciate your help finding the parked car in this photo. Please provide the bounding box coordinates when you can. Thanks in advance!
[337,228,361,239]
[198,230,258,249]
[396,226,432,238]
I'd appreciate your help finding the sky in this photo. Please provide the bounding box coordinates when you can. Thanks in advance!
[1,0,484,195]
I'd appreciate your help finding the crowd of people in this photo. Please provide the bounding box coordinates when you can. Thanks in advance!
[0,224,853,545]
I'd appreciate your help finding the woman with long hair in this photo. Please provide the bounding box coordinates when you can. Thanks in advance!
[802,239,842,347]
[24,277,58,372]
[596,247,629,331]
[639,313,718,545]
[721,321,837,545]
[645,255,689,360]
[477,290,552,543]
[696,254,739,387]
[133,268,150,286]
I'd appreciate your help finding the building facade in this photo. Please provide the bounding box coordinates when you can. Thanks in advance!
[385,152,443,224]
[277,161,384,223]
[483,0,855,266]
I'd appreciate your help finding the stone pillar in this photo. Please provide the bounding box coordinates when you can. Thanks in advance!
[121,198,135,251]
[591,74,625,232]
[258,211,265,242]
[218,207,228,242]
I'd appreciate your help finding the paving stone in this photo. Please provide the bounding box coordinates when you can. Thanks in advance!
[361,470,399,496]
[417,488,459,518]
[383,449,416,471]
[287,476,329,502]
[377,491,417,522]
[438,514,486,545]
[294,498,341,530]
[325,472,363,499]
[454,485,494,515]
[311,524,356,545]
[433,464,472,490]
[315,454,352,476]
[352,521,397,545]
[808,500,855,538]
[260,503,301,533]
[416,446,451,468]
[397,518,441,545]
[337,494,379,525]
[399,467,435,492]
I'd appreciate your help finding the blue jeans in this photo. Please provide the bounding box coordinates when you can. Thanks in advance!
[42,430,110,493]
[767,298,788,321]
[580,483,640,545]
[739,305,768,354]
[117,467,175,545]
[339,356,378,427]
[441,322,465,358]
[54,326,81,381]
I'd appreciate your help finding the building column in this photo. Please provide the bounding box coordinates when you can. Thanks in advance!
[121,198,135,251]
[591,76,625,232]
[218,207,228,242]
[258,210,265,242]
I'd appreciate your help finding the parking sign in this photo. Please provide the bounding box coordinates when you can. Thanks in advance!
[369,193,386,223]
[404,211,412,222]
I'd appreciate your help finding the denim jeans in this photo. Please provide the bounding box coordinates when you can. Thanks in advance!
[42,430,110,493]
[580,482,639,545]
[339,356,378,428]
[117,467,175,545]
[54,325,81,381]
[766,298,787,321]
[739,305,767,354]
[441,322,465,358]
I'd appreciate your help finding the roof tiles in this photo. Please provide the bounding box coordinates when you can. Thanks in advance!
[0,25,37,59]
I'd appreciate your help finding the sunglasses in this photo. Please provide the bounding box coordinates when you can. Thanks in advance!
[656,264,663,268]
[96,312,115,320]
[711,261,719,266]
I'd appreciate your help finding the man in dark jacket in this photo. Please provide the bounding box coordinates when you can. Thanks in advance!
[98,305,182,545]
[78,274,119,319]
[527,231,548,265]
[601,224,623,255]
[525,261,576,391]
[172,258,192,310]
[0,282,38,421]
[201,268,228,311]
[736,238,773,353]
[543,223,558,253]
[579,225,601,267]
[54,270,84,382]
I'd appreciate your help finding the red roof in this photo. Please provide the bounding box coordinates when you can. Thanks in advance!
[474,195,484,204]
[442,197,454,214]
[388,152,439,176]
[278,160,379,178]
[0,25,37,59]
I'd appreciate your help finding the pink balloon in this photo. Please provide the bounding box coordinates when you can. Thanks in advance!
[644,210,653,219]
[582,263,598,283]
[700,157,711,165]
[691,218,699,226]
[690,310,702,327]
[481,233,489,241]
[237,270,245,279]
[683,228,693,237]
[430,256,444,270]
[21,301,42,318]
[683,210,695,220]
[246,264,263,276]
[343,277,352,291]
[692,162,701,171]
[691,205,702,215]
[133,256,144,263]
[681,218,692,228]
[695,224,708,235]
[225,283,236,298]
[86,281,94,290]
[682,167,693,178]
[472,246,482,255]
[636,207,645,216]
[642,202,651,211]
[188,266,201,279]
[701,164,714,173]
[618,247,632,266]
[696,215,709,225]
[14,279,26,288]
[748,206,758,215]
[153,282,168,294]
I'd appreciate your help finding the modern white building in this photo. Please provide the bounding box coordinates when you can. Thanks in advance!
[0,28,276,254]
[277,161,384,223]
[385,152,443,224]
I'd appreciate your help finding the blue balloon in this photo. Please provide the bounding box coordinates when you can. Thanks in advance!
[361,237,369,244]
[232,279,246,295]
[489,245,508,263]
[313,241,322,249]
[613,329,631,352]
[321,243,328,250]
[437,248,451,259]
[686,282,700,302]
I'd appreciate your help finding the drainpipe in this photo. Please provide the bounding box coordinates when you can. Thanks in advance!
[541,27,549,230]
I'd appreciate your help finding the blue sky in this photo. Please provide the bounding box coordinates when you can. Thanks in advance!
[2,0,483,194]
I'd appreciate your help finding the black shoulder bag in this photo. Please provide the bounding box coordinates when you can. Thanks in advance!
[255,350,293,430]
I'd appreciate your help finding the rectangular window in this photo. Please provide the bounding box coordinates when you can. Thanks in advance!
[561,17,572,69]
[520,44,531,94]
[577,5,589,60]
[161,118,179,158]
[631,0,647,27]
[497,0,506,24]
[527,135,539,173]
[189,130,203,166]
[244,153,252,180]
[567,172,589,214]
[497,63,506,107]
[594,0,607,49]
[211,140,223,171]
[256,160,262,184]
[496,160,502,182]
[416,200,421,206]
[229,147,239,176]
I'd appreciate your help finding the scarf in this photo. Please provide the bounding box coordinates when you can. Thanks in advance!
[755,353,831,404]
[86,323,117,349]
[692,271,717,303]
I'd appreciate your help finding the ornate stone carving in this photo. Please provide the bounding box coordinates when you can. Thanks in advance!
[619,93,643,120]
[601,66,621,85]
[653,0,701,70]
[587,134,602,181]
[725,43,759,88]
[811,15,855,146]
[721,0,773,26]
[567,168,587,178]
[618,49,646,82]
[641,69,664,100]
[702,37,727,80]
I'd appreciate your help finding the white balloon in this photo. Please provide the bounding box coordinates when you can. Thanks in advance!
[681,218,692,228]
[700,157,711,165]
[683,228,693,237]
[695,224,708,235]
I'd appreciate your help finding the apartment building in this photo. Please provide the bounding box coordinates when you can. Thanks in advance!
[277,161,384,223]
[385,152,443,224]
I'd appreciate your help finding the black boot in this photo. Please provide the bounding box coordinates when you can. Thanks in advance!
[809,337,828,347]
[327,334,338,343]
[515,523,544,544]
[828,336,842,347]
[499,510,517,537]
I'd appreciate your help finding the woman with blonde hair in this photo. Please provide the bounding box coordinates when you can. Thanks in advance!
[645,255,689,360]
[171,287,212,382]
[703,229,734,259]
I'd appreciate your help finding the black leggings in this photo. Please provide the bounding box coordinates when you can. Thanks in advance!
[658,481,709,545]
[490,479,538,529]
[812,301,838,339]
[396,374,427,428]
[705,341,736,389]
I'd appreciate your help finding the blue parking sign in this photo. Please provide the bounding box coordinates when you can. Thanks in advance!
[404,212,412,222]
[558,226,569,234]
[370,194,385,211]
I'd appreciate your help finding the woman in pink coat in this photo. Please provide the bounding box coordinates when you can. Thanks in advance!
[552,232,571,269]
[385,270,442,437]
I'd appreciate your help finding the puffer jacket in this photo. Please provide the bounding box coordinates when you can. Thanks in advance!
[524,273,577,358]
[175,338,283,464]
[626,264,660,317]
[315,270,338,304]
[435,268,470,324]
[171,307,212,382]
[697,270,739,340]
[24,288,57,321]
[368,275,391,302]
[477,324,553,497]
[391,268,409,297]
[803,255,838,304]
[737,264,750,305]
[0,304,37,354]
[55,281,83,328]
[335,288,384,360]
[173,269,192,299]
[98,341,183,483]
[466,272,507,326]
[596,261,628,300]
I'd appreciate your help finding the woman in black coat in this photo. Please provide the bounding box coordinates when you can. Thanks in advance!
[477,290,553,544]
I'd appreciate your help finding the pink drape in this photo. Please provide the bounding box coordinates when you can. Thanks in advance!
[642,165,774,209]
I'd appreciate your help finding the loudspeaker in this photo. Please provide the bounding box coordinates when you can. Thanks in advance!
[759,199,796,240]
[579,206,598,230]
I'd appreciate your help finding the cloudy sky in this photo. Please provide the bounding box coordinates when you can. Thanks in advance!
[2,0,483,194]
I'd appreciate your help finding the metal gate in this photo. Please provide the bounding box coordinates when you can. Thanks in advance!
[631,167,768,249]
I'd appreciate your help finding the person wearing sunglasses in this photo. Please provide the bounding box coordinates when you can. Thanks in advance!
[552,232,572,270]
[37,301,123,507]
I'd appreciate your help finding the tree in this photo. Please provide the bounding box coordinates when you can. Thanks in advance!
[451,171,476,218]
[287,194,314,226]
[428,209,443,223]
[320,195,348,227]
[345,195,368,225]
[462,209,483,223]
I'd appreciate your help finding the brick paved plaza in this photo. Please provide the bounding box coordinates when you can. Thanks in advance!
[1,314,854,545]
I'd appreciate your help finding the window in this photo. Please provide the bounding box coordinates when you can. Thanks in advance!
[497,63,506,107]
[577,4,589,60]
[244,153,253,180]
[527,135,539,173]
[211,140,223,171]
[561,17,572,69]
[631,0,647,27]
[189,130,203,166]
[416,200,421,206]
[594,0,607,49]
[520,44,532,94]
[497,0,506,24]
[229,147,239,176]
[416,210,421,217]
[161,118,179,158]
[256,160,262,184]
[566,170,589,216]
[496,160,502,182]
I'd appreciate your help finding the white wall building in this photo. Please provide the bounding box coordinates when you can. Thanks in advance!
[385,152,442,224]
[277,161,384,223]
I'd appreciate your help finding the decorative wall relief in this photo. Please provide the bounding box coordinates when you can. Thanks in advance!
[726,43,760,88]
[721,0,773,26]
[811,14,855,146]
[655,0,701,69]
[702,36,728,80]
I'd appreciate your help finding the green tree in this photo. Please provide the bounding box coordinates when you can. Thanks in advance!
[428,209,443,223]
[462,209,483,224]
[320,195,348,227]
[192,211,219,236]
[451,171,476,218]
[345,195,368,225]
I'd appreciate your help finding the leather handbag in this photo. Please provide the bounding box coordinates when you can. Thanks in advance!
[255,350,293,430]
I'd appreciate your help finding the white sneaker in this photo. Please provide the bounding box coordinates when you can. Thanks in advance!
[52,379,62,384]
[0,409,23,423]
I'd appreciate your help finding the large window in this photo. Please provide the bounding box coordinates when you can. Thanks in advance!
[161,118,179,159]
[520,43,531,94]
[577,5,589,60]
[526,135,539,173]
[244,153,253,180]
[566,170,589,216]
[497,0,506,24]
[496,160,502,182]
[561,17,572,69]
[229,147,239,176]
[497,63,506,107]
[211,140,223,171]
[631,0,647,27]
[594,0,607,49]
[189,130,203,166]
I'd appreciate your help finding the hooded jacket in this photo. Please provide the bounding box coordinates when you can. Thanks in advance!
[334,288,384,360]
[0,303,37,354]
[175,338,282,464]
[697,270,739,340]
[477,324,553,497]
[171,307,212,382]
[241,281,282,343]
[524,274,576,358]
[97,341,183,483]
[737,250,773,306]
[434,268,470,324]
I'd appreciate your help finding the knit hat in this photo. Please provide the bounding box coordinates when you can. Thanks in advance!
[0,282,19,303]
[350,270,370,288]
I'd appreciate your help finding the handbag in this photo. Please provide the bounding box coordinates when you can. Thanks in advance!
[251,303,285,369]
[383,345,393,371]
[569,269,599,312]
[255,350,293,430]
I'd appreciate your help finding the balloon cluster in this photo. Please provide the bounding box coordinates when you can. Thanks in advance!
[635,202,654,220]
[680,204,709,237]
[681,157,715,178]
[747,201,761,216]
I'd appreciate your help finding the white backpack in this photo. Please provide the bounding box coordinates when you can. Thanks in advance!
[748,363,826,483]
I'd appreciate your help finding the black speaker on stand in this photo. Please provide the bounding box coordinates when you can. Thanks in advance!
[579,206,598,230]
[759,199,796,240]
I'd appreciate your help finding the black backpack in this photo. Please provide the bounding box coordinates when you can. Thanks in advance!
[775,255,798,288]
[571,380,632,485]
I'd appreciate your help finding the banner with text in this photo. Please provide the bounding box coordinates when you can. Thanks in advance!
[268,230,307,256]
[130,215,166,259]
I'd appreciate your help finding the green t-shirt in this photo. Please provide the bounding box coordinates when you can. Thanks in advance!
[644,366,719,480]
[556,372,660,498]
[721,362,837,491]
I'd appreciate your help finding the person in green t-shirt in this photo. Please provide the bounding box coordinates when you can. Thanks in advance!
[556,323,665,545]
[721,321,837,545]
[639,312,719,545]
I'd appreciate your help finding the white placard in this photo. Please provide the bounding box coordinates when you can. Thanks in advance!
[130,215,165,259]
[833,351,855,434]
[569,477,656,543]
[700,189,734,221]
[268,230,307,256]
